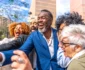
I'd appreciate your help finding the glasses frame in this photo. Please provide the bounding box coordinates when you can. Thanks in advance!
[60,41,77,48]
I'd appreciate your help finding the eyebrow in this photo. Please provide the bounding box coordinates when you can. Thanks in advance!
[61,41,77,45]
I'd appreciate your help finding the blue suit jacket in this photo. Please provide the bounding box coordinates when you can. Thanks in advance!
[2,28,65,70]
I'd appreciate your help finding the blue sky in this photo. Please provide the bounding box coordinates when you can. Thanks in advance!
[0,0,32,22]
[56,0,70,18]
[0,0,70,22]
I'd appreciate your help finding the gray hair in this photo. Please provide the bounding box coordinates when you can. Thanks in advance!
[61,24,85,49]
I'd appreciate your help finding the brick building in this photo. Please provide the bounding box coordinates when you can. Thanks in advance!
[29,0,56,28]
[70,0,85,21]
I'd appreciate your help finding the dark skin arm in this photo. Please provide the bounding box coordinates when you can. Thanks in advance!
[0,53,3,62]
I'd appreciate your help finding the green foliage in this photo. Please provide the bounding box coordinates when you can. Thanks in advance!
[0,23,9,40]
[9,0,14,3]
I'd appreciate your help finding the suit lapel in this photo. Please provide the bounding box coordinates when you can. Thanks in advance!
[37,29,59,59]
[37,31,51,58]
[52,29,59,59]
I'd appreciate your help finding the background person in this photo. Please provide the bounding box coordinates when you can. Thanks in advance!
[29,20,38,32]
[29,20,38,70]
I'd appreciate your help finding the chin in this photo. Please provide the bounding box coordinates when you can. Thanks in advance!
[39,28,46,33]
[64,53,67,57]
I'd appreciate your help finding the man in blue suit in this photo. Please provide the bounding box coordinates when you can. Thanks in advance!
[0,9,64,70]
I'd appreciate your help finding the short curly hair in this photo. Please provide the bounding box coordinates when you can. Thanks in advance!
[8,22,30,37]
[56,12,84,31]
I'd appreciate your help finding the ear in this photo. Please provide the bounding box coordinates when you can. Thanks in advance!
[74,45,82,52]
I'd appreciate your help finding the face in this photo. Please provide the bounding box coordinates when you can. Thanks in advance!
[30,22,38,32]
[33,22,38,28]
[14,24,23,38]
[37,11,52,33]
[59,37,77,58]
[58,23,66,37]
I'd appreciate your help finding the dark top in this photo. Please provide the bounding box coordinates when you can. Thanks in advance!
[0,34,28,51]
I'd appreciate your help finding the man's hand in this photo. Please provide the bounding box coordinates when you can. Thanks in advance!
[11,50,32,70]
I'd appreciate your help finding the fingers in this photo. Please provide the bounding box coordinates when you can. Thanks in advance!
[11,61,19,68]
[13,50,29,62]
[11,55,19,62]
[11,55,20,69]
[11,50,32,70]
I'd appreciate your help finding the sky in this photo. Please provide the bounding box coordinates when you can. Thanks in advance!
[0,0,70,22]
[56,0,70,18]
[0,0,32,22]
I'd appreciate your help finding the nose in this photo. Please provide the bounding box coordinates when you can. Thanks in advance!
[38,18,43,22]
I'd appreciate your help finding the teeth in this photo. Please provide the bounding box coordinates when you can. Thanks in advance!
[16,32,20,34]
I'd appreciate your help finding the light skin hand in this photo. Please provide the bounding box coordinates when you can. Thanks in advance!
[11,50,32,70]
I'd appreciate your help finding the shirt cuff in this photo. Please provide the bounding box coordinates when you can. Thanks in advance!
[0,52,5,66]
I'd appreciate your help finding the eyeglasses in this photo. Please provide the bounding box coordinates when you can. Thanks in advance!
[60,41,77,48]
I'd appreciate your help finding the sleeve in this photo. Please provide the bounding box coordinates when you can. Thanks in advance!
[57,47,71,68]
[2,33,34,65]
[0,52,5,66]
[0,36,23,51]
[0,35,28,51]
[19,33,34,54]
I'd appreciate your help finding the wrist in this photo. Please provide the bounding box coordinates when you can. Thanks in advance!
[0,53,3,62]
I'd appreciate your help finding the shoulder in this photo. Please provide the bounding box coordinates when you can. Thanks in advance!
[29,30,39,36]
[67,59,82,70]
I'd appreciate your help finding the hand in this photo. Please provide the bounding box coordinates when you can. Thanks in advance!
[11,50,32,70]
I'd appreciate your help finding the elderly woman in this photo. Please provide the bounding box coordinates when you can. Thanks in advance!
[59,24,85,70]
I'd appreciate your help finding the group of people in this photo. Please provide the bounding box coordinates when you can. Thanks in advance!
[0,9,85,70]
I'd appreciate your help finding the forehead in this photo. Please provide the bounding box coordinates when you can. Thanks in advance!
[59,23,66,29]
[60,37,69,43]
[38,11,49,17]
[15,24,22,27]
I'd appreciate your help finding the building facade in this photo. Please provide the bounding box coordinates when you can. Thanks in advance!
[70,0,85,21]
[29,0,56,28]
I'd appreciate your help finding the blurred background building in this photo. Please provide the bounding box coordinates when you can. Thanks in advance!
[70,0,85,21]
[29,0,56,28]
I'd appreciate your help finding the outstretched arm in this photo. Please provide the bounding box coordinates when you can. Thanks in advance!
[0,33,34,66]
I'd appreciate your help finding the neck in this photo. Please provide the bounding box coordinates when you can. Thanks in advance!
[70,52,77,58]
[43,28,51,39]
